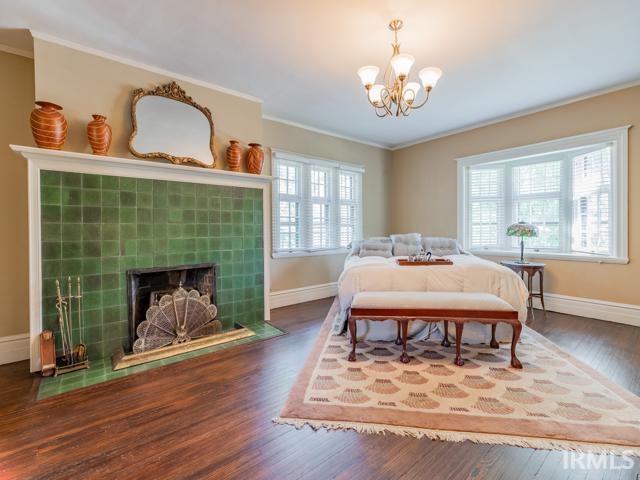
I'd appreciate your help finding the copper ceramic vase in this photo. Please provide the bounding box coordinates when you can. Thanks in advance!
[30,101,67,150]
[246,143,264,175]
[226,140,242,172]
[86,114,112,155]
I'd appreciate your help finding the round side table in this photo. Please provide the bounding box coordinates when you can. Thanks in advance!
[500,261,546,313]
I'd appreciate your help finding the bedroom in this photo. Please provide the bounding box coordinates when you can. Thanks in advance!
[0,0,638,478]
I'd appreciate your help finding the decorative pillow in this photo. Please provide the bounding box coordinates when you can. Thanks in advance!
[359,239,393,258]
[348,237,390,255]
[390,233,422,256]
[421,237,461,257]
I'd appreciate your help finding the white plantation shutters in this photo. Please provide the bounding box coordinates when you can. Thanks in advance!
[272,150,363,256]
[458,127,628,262]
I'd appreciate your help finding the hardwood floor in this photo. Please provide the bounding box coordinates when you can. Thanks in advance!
[0,298,639,480]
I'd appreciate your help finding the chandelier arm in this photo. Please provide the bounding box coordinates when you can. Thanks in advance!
[379,88,394,115]
[406,89,431,110]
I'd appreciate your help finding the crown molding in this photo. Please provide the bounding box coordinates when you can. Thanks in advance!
[262,115,391,150]
[29,30,263,104]
[0,43,34,59]
[391,78,640,151]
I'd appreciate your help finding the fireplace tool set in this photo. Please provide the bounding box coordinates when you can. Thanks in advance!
[50,277,89,375]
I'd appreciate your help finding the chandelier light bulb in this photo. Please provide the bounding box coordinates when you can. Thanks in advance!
[403,82,421,103]
[369,84,384,106]
[357,65,380,86]
[419,67,443,89]
[390,53,414,79]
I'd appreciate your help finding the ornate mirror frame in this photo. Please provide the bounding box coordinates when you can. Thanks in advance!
[128,81,216,168]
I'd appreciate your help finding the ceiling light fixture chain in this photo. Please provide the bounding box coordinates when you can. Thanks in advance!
[358,19,442,118]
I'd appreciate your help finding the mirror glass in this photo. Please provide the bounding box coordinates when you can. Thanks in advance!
[129,83,215,167]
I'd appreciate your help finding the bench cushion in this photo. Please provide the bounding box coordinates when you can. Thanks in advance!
[351,292,515,312]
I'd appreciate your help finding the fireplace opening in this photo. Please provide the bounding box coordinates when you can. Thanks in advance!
[126,263,217,352]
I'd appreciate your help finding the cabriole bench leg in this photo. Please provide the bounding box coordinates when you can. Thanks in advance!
[400,320,410,364]
[510,322,523,369]
[441,320,451,348]
[395,321,402,345]
[454,322,465,366]
[490,324,499,349]
[348,315,357,362]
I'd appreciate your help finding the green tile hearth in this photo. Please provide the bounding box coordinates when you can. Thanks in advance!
[37,321,285,400]
[40,171,265,373]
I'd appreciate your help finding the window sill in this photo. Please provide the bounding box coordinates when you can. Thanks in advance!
[272,248,350,259]
[468,249,629,265]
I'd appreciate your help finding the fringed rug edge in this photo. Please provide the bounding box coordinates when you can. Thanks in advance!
[273,417,640,457]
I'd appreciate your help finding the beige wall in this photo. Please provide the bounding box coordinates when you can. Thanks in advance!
[391,85,640,306]
[0,51,34,336]
[263,119,392,291]
[33,39,263,167]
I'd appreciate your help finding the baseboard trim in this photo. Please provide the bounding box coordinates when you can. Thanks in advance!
[0,333,30,365]
[270,282,338,309]
[533,294,640,327]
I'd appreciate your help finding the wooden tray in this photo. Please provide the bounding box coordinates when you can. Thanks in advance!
[396,259,453,266]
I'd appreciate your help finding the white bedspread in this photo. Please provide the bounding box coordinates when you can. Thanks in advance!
[334,254,529,344]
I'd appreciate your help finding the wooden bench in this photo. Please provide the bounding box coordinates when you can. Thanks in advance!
[347,292,522,368]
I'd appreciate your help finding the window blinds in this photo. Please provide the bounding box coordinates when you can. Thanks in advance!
[272,150,363,255]
[464,142,614,256]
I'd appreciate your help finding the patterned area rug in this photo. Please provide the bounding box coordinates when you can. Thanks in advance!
[275,301,640,454]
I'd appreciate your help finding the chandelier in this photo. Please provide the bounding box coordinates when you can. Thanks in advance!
[357,19,442,117]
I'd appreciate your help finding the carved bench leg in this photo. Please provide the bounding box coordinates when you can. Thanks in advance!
[348,315,357,362]
[395,321,402,345]
[441,320,451,348]
[510,322,523,369]
[490,324,499,349]
[400,320,410,364]
[454,322,465,366]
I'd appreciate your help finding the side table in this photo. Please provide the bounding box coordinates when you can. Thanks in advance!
[500,261,546,313]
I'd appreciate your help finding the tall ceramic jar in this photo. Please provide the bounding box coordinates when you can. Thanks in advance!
[226,140,242,172]
[246,143,264,175]
[30,101,67,150]
[86,114,112,155]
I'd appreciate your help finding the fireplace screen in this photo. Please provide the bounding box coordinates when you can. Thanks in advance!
[126,263,217,352]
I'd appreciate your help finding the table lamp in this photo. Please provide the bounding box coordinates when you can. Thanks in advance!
[506,221,539,263]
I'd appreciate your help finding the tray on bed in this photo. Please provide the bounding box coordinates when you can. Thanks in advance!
[396,259,453,266]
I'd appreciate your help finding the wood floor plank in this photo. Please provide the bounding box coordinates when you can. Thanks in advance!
[0,298,639,479]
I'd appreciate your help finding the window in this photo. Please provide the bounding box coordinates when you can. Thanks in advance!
[272,150,363,257]
[457,127,629,263]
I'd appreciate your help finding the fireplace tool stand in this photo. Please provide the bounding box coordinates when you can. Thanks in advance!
[54,277,89,375]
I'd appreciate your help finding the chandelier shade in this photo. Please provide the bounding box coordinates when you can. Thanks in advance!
[357,19,442,117]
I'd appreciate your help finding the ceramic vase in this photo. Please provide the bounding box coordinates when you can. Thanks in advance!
[86,114,112,155]
[226,140,242,172]
[246,143,264,175]
[30,101,67,150]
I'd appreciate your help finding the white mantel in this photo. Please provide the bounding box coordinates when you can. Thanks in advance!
[11,145,273,372]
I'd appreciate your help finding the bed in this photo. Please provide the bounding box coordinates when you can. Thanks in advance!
[334,248,529,344]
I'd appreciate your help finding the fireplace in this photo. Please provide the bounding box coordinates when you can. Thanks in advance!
[126,263,217,352]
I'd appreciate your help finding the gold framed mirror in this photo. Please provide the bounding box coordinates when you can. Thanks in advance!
[128,81,216,168]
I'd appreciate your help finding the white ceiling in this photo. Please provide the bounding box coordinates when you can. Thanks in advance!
[1,0,639,149]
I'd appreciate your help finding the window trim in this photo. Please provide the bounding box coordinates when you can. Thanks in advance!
[456,126,630,264]
[271,149,364,259]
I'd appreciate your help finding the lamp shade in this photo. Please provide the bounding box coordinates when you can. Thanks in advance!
[506,221,539,237]
[419,67,443,89]
[390,53,414,78]
[357,66,379,86]
[368,84,384,106]
[403,82,421,103]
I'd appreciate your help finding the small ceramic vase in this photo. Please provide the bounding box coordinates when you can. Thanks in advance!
[86,114,112,155]
[226,140,242,172]
[30,101,68,150]
[246,143,264,175]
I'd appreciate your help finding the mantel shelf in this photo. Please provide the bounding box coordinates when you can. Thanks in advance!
[10,145,274,185]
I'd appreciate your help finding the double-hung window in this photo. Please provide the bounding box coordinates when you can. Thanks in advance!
[272,150,363,257]
[457,127,629,263]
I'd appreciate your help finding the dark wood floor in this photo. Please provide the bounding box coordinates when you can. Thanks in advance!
[1,298,639,480]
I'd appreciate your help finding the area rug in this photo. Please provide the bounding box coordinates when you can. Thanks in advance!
[275,300,640,455]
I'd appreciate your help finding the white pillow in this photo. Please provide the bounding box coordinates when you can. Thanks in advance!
[390,233,422,256]
[359,239,393,258]
[422,237,461,256]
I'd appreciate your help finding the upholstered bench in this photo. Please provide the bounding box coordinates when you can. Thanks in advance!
[347,291,522,368]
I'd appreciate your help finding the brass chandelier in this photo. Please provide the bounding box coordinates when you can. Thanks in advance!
[357,19,442,117]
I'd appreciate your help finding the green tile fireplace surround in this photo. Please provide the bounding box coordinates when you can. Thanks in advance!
[39,169,266,363]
